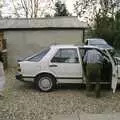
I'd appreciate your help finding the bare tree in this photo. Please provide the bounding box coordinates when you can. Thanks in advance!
[11,0,55,18]
[0,0,3,18]
[73,0,120,22]
[91,0,120,17]
[73,0,97,17]
[99,0,116,15]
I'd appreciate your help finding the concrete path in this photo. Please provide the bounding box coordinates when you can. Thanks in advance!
[53,113,120,120]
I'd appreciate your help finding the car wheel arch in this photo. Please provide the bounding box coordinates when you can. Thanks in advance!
[34,72,56,83]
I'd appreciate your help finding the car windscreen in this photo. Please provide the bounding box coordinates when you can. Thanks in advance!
[26,48,50,62]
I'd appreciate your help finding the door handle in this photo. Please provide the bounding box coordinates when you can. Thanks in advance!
[49,64,58,67]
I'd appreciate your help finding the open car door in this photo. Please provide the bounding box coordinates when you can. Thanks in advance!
[105,50,118,93]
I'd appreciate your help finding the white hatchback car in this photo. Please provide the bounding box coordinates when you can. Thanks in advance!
[16,45,120,92]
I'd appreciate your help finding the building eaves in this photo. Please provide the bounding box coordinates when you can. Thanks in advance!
[0,16,88,30]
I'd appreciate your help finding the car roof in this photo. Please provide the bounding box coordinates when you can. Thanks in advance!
[51,44,77,49]
[86,38,105,41]
[50,44,100,49]
[79,45,99,49]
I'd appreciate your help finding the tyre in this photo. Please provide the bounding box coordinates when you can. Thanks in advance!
[35,74,56,92]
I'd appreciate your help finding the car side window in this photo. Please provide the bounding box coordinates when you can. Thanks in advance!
[27,48,50,62]
[51,48,79,63]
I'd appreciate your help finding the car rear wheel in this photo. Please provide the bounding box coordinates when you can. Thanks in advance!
[36,74,56,92]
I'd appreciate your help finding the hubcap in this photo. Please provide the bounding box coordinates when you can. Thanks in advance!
[39,77,52,91]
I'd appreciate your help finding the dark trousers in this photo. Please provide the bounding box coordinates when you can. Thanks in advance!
[86,63,102,98]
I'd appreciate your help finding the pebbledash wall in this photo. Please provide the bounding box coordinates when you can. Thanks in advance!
[0,16,88,67]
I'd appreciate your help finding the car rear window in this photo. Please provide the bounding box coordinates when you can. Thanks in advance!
[26,48,50,62]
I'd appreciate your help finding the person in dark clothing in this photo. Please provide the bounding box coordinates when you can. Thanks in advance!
[83,49,103,98]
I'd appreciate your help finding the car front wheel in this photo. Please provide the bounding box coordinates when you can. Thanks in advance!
[35,74,56,92]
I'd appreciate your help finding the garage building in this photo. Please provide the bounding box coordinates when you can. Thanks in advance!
[0,16,88,67]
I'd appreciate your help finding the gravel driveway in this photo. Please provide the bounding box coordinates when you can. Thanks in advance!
[0,68,120,120]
